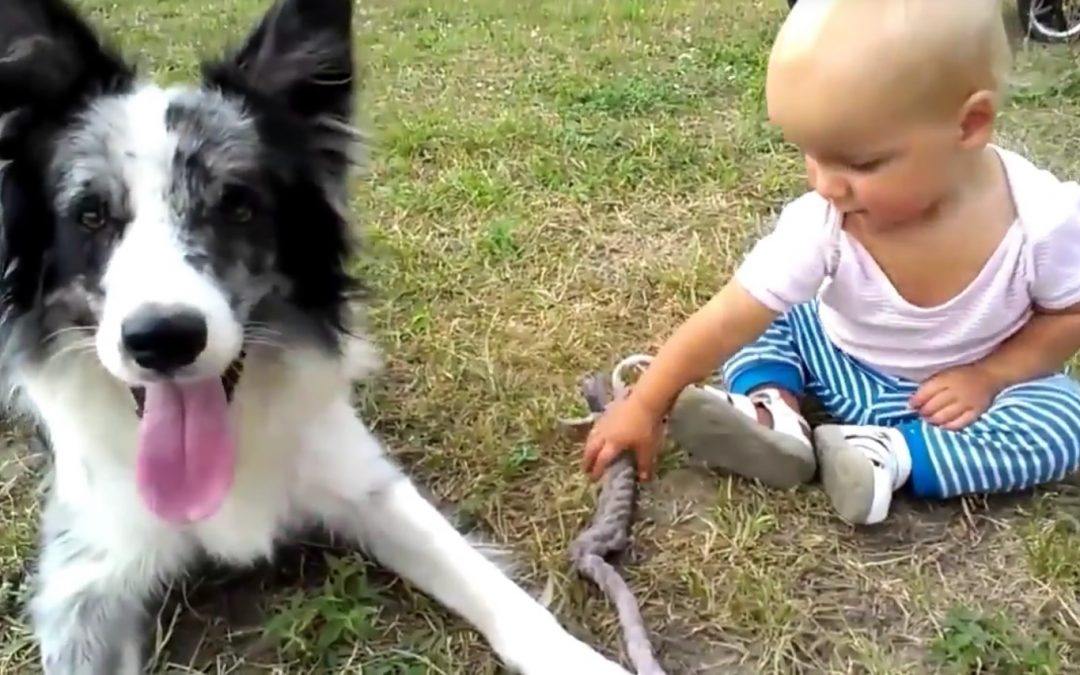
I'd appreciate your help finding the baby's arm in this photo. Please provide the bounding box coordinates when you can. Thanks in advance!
[959,179,1080,395]
[977,302,1080,389]
[633,193,834,417]
[583,194,834,479]
[913,183,1080,429]
[627,280,779,418]
[582,279,780,480]
[996,178,1080,384]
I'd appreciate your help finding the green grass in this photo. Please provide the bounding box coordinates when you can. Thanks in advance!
[3,0,1080,673]
[930,605,1063,674]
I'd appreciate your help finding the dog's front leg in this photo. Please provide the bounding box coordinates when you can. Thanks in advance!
[302,402,632,675]
[29,501,185,675]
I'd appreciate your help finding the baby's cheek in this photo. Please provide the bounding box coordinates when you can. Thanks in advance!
[857,179,936,222]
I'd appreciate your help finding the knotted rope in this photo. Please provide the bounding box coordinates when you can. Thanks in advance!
[559,355,667,675]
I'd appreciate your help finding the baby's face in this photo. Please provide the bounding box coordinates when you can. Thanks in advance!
[765,0,1003,230]
[797,121,962,229]
[765,43,982,230]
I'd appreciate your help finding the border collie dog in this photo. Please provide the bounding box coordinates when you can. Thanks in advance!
[0,0,630,673]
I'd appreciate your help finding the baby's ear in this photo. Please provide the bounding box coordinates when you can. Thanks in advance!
[958,90,997,148]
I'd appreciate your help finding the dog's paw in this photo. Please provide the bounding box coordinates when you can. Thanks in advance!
[516,647,631,675]
[498,628,631,675]
[539,639,631,675]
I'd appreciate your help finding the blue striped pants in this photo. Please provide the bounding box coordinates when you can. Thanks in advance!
[722,302,1080,499]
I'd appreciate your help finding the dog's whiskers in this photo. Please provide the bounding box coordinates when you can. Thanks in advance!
[48,337,97,364]
[44,325,96,343]
[243,321,281,336]
[244,334,287,347]
[243,324,285,350]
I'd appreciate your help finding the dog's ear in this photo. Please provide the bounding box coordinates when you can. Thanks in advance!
[0,0,133,116]
[203,0,358,341]
[203,0,355,125]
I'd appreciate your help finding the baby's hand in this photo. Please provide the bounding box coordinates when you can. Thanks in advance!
[910,364,1003,431]
[581,394,665,482]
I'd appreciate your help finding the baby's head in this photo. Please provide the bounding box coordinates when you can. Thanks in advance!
[766,0,1011,226]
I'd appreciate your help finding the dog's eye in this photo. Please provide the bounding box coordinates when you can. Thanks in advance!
[220,187,257,225]
[76,197,110,232]
[228,201,253,224]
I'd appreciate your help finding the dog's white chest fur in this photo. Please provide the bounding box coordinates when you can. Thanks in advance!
[22,338,631,675]
[19,339,375,564]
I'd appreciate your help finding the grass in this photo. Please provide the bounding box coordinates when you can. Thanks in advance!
[3,0,1080,673]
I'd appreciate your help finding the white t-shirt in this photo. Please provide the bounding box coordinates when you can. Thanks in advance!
[734,145,1080,383]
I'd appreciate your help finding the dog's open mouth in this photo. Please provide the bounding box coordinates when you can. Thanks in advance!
[130,353,245,417]
[129,351,246,525]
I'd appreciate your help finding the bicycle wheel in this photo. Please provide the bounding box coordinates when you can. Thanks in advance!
[1019,0,1080,42]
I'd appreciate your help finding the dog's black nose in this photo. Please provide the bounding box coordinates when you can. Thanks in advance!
[121,305,208,373]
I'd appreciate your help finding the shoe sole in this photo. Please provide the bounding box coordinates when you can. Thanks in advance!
[667,386,816,489]
[814,425,876,524]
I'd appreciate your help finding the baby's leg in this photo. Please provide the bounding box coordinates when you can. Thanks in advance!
[816,373,1080,525]
[664,304,816,488]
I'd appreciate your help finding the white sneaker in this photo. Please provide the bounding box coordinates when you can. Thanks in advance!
[668,385,816,488]
[813,424,911,525]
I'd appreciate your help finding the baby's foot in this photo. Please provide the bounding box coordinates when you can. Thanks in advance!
[607,354,814,488]
[666,384,816,488]
[813,424,911,525]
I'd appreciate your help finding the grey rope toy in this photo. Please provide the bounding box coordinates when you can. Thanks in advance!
[559,355,668,675]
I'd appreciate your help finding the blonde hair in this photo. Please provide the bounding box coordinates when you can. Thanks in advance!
[771,0,1012,121]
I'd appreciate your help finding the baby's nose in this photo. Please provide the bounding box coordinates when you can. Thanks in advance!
[810,168,849,203]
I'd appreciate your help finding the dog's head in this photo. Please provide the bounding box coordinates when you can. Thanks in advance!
[0,0,359,387]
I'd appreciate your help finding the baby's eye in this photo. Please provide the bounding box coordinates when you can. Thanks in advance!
[848,157,887,172]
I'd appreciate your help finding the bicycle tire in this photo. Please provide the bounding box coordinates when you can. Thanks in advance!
[1018,0,1073,43]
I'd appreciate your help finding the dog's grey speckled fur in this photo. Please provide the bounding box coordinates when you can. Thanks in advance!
[0,1,634,673]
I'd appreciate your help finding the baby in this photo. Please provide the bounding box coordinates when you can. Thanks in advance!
[582,0,1080,525]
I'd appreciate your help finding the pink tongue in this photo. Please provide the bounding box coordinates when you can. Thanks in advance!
[135,378,235,524]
